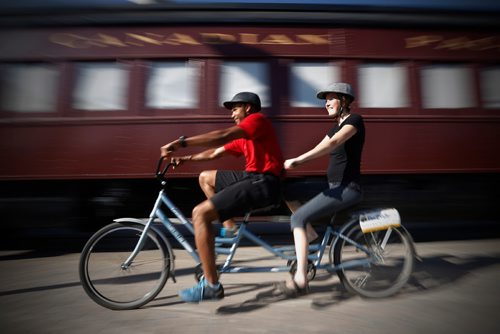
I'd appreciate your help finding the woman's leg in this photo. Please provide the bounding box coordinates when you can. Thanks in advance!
[286,200,318,242]
[289,184,362,289]
[292,227,308,288]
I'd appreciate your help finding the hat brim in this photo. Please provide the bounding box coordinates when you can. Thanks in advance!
[223,101,235,109]
[316,91,355,101]
[316,91,328,100]
[223,100,261,111]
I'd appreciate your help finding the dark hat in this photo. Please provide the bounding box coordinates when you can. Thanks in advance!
[223,92,261,111]
[316,83,355,101]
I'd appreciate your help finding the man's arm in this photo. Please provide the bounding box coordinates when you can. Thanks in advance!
[161,125,246,158]
[171,146,227,167]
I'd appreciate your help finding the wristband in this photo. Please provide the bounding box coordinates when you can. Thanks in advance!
[178,135,188,148]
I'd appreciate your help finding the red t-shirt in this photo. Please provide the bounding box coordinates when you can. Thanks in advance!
[224,112,284,176]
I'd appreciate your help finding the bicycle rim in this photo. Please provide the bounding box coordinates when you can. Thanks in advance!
[79,222,170,310]
[333,224,414,298]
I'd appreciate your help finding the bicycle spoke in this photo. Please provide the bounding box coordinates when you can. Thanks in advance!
[333,223,414,298]
[353,273,370,288]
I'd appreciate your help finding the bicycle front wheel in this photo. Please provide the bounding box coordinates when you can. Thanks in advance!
[332,222,414,298]
[79,222,171,310]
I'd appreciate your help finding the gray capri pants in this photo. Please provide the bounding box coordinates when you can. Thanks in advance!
[284,178,363,230]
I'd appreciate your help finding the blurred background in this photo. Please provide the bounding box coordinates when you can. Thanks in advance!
[0,0,499,250]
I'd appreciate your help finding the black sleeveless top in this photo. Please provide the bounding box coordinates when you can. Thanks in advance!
[326,113,365,184]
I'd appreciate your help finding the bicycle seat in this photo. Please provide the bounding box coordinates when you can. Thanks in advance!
[241,199,283,224]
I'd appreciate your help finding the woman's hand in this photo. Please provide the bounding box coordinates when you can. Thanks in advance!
[284,158,298,170]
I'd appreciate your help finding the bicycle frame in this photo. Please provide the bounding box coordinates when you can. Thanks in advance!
[118,159,396,278]
[121,188,200,269]
[121,186,376,277]
[79,159,416,310]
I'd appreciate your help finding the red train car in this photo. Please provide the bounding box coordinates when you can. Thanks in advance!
[0,2,499,233]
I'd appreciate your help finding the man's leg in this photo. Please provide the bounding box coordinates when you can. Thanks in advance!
[199,170,237,231]
[177,199,224,303]
[191,199,219,284]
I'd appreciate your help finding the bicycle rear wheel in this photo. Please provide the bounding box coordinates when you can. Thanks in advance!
[79,222,171,310]
[332,222,414,298]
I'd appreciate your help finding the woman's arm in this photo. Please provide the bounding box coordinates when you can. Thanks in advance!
[285,124,358,169]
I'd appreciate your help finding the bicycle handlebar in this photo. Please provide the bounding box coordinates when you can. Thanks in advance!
[156,157,175,182]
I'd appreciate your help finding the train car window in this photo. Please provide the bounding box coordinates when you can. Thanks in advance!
[145,61,199,109]
[480,66,500,109]
[0,63,58,113]
[219,61,270,109]
[72,62,128,111]
[357,63,409,109]
[289,62,340,107]
[420,64,476,109]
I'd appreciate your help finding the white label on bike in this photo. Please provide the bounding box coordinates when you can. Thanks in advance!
[359,208,401,233]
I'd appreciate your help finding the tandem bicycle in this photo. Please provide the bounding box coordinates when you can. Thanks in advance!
[79,158,417,310]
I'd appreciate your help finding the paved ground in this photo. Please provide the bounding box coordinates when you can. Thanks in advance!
[0,238,499,334]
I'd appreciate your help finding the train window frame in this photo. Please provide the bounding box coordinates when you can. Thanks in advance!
[356,59,418,116]
[217,60,271,113]
[418,62,479,115]
[354,60,417,116]
[141,59,203,116]
[289,61,341,108]
[0,62,62,118]
[357,62,410,109]
[284,59,343,116]
[480,65,500,110]
[69,60,134,117]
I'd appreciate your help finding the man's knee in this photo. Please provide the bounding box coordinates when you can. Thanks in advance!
[192,200,218,225]
[199,170,216,188]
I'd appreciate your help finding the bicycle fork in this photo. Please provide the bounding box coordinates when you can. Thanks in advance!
[121,192,165,269]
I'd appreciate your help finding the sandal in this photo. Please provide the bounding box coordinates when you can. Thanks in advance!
[275,279,310,298]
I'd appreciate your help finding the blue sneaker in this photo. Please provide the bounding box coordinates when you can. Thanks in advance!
[178,279,224,303]
[220,227,238,238]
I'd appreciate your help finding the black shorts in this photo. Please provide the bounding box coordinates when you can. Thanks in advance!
[211,170,282,222]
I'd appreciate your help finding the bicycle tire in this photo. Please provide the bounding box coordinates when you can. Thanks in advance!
[79,222,171,310]
[331,221,414,298]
